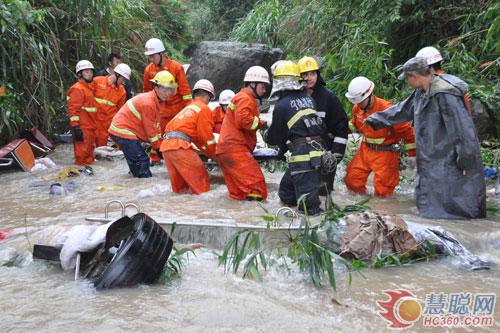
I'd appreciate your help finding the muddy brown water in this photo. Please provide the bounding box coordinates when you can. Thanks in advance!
[0,144,499,332]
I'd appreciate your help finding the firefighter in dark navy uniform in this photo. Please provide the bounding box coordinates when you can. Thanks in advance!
[265,61,326,215]
[298,56,348,195]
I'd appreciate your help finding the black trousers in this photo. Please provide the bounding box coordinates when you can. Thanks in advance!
[278,168,322,215]
[319,170,337,195]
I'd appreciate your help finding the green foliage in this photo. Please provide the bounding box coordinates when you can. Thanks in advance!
[231,0,499,130]
[188,0,254,42]
[218,195,370,290]
[159,223,195,283]
[0,84,23,143]
[480,140,500,167]
[159,246,195,283]
[230,0,287,47]
[371,241,440,269]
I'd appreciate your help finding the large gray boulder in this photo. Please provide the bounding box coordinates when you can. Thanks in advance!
[471,100,498,140]
[183,41,283,98]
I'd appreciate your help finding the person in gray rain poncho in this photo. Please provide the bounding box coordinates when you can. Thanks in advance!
[364,57,486,219]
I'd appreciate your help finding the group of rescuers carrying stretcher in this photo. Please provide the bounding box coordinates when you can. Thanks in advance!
[67,38,486,220]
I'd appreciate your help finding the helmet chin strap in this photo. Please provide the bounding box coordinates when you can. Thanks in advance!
[361,94,373,111]
[156,53,163,68]
[250,83,262,105]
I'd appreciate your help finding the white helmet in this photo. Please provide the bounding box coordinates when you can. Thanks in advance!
[114,63,131,80]
[219,89,235,105]
[144,38,165,55]
[193,79,215,97]
[243,66,270,84]
[416,46,443,65]
[345,76,375,104]
[75,60,94,74]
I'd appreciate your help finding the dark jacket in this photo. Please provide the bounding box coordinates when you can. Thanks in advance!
[95,68,133,101]
[311,83,348,155]
[365,75,486,219]
[265,90,326,174]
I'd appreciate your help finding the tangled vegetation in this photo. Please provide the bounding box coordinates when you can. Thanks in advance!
[230,0,499,123]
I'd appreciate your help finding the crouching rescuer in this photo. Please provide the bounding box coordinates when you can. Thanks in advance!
[109,71,177,177]
[160,79,217,194]
[265,61,327,216]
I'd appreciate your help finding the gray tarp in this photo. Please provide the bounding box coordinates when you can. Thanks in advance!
[365,74,486,219]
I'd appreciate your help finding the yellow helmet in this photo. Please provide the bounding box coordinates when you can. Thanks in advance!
[273,60,301,78]
[150,70,178,89]
[297,56,319,74]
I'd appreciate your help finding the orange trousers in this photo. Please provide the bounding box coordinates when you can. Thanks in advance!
[73,128,96,165]
[96,123,110,147]
[217,151,267,201]
[162,148,210,194]
[344,143,399,196]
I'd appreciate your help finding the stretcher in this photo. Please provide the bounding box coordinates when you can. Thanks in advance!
[199,147,281,172]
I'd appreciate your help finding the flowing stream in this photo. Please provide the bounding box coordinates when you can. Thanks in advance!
[1,144,499,332]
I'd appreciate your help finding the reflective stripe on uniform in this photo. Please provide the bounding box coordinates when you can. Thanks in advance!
[289,150,324,163]
[251,116,260,130]
[66,96,70,101]
[287,108,316,129]
[333,137,348,145]
[81,106,97,112]
[247,193,262,199]
[127,100,141,120]
[95,97,116,106]
[149,134,161,143]
[348,121,357,132]
[182,94,192,100]
[207,138,217,145]
[228,102,235,110]
[187,104,201,113]
[363,136,385,144]
[109,124,137,138]
[405,143,416,151]
[70,116,80,122]
[317,111,326,118]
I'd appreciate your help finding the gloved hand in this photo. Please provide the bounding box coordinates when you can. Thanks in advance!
[72,126,84,142]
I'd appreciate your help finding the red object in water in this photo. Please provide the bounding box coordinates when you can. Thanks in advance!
[0,229,13,241]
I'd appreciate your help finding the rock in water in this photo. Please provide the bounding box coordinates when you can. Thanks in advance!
[184,41,283,98]
[472,100,497,140]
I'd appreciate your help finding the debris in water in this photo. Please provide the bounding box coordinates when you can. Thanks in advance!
[97,186,126,191]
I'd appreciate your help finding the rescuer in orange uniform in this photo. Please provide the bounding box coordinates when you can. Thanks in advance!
[109,71,177,178]
[216,66,270,201]
[66,60,98,165]
[143,38,192,164]
[94,63,130,147]
[416,46,472,113]
[344,76,416,196]
[160,79,217,194]
[212,89,235,134]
